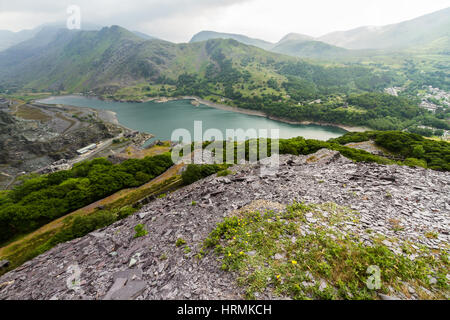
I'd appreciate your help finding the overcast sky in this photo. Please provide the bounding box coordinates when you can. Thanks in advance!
[0,0,449,42]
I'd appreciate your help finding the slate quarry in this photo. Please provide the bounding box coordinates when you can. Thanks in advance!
[0,150,449,300]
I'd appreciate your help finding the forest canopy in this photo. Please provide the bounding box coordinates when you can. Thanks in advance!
[0,154,173,244]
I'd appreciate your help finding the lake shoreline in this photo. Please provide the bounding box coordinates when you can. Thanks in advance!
[36,96,136,133]
[37,94,367,141]
[183,96,370,133]
[96,94,369,133]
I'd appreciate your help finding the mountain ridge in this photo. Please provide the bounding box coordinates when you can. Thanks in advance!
[190,7,450,55]
[0,23,158,53]
[317,7,450,50]
[189,30,274,50]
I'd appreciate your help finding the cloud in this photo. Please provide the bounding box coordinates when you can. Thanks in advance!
[0,0,449,42]
[0,0,253,41]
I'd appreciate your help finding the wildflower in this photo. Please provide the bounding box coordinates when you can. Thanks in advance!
[291,260,298,265]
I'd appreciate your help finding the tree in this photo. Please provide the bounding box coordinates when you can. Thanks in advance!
[412,145,425,158]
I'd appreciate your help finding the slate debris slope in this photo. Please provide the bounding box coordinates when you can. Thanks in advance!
[0,150,448,300]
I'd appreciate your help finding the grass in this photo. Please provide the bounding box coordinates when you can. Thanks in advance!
[217,169,232,177]
[13,105,52,122]
[1,93,52,104]
[203,202,449,300]
[425,232,439,240]
[121,142,171,159]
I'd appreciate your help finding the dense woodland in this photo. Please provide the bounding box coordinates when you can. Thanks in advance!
[330,131,450,171]
[0,154,173,244]
[158,49,449,133]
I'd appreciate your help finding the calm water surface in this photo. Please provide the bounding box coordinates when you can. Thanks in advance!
[39,96,346,143]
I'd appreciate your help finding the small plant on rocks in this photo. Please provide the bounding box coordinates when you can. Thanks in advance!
[203,202,449,300]
[134,224,148,238]
[176,238,187,247]
[217,169,232,177]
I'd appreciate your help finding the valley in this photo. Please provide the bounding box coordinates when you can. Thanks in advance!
[0,4,449,302]
[0,21,448,137]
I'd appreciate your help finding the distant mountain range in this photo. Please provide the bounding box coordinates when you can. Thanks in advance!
[0,25,295,92]
[0,23,157,52]
[190,7,450,57]
[317,7,450,51]
[0,22,393,99]
[2,7,448,59]
[0,26,173,91]
[190,31,351,59]
[0,7,448,94]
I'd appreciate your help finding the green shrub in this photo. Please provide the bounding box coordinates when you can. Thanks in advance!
[117,206,136,219]
[181,164,226,185]
[134,224,148,238]
[329,131,450,171]
[404,158,427,168]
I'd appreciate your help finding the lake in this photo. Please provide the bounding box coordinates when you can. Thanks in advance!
[38,96,346,143]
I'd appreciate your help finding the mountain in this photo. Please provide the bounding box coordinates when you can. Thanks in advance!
[190,8,450,57]
[0,26,167,91]
[190,31,274,50]
[0,25,295,92]
[318,7,450,51]
[270,33,353,59]
[0,28,41,52]
[0,24,404,129]
[0,22,103,52]
[276,33,314,45]
[271,39,350,59]
[190,30,353,59]
[132,30,157,40]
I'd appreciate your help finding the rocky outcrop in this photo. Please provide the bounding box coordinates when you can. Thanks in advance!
[0,150,449,300]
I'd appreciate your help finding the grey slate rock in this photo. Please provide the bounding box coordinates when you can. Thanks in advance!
[0,150,448,300]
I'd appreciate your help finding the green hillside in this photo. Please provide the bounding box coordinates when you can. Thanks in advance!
[190,30,274,50]
[271,40,350,59]
[0,25,392,96]
[0,25,448,133]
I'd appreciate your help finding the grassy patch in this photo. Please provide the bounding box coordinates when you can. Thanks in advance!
[203,202,449,300]
[14,105,52,122]
[217,169,232,177]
